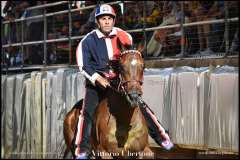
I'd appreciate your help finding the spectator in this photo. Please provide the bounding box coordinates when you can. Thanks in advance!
[146,2,189,57]
[191,1,222,55]
[181,1,202,55]
[4,46,15,66]
[72,20,81,36]
[2,1,30,66]
[46,3,71,64]
[75,1,97,35]
[229,29,239,53]
[144,1,162,27]
[123,2,146,50]
[11,1,30,43]
[112,3,123,28]
[78,9,96,35]
[47,33,57,64]
[46,1,69,37]
[2,11,16,45]
[24,1,45,64]
[123,2,140,29]
[3,46,22,66]
[228,1,239,54]
[131,1,162,29]
[130,2,162,51]
[208,1,225,53]
[2,1,26,44]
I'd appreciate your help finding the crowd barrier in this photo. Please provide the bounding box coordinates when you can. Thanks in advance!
[1,65,238,158]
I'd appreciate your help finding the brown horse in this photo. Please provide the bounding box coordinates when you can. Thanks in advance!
[63,50,153,159]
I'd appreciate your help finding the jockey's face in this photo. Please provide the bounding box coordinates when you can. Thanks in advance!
[97,15,115,35]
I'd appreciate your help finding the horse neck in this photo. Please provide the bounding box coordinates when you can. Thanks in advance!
[107,89,140,124]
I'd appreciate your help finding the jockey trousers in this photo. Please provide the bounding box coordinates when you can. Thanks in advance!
[73,81,171,156]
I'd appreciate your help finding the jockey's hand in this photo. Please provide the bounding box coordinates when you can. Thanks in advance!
[96,75,110,88]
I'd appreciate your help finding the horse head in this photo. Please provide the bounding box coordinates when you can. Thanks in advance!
[118,50,144,108]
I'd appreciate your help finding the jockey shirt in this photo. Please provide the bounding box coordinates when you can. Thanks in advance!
[76,27,132,85]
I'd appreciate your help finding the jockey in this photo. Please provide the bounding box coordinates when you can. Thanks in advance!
[74,4,174,159]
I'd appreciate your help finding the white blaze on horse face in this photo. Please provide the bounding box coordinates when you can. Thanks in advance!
[129,59,138,80]
[131,59,138,66]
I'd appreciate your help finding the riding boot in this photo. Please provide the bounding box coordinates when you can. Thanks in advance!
[138,99,174,150]
[73,112,93,157]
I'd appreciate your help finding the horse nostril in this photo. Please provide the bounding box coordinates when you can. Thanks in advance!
[127,92,139,108]
[138,90,143,96]
[131,93,138,99]
[129,89,142,97]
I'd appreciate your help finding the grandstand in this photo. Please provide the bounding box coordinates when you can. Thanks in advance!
[1,1,238,73]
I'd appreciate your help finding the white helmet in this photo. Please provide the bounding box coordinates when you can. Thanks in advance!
[95,4,116,20]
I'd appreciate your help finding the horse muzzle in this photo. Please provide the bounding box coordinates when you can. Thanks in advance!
[121,80,143,107]
[127,90,142,108]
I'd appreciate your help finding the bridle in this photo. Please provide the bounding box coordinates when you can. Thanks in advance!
[120,80,143,89]
[105,49,144,106]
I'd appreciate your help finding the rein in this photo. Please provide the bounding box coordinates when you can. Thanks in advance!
[107,84,135,107]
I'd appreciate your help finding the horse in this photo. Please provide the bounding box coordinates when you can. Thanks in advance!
[63,49,153,159]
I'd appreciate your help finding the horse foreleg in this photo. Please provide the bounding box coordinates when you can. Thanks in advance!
[63,100,82,158]
[63,147,70,159]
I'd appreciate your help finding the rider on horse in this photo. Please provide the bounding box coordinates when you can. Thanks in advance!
[74,4,174,159]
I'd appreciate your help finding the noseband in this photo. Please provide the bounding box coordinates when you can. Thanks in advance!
[120,80,143,87]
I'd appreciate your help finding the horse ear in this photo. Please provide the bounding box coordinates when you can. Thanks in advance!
[136,43,144,57]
